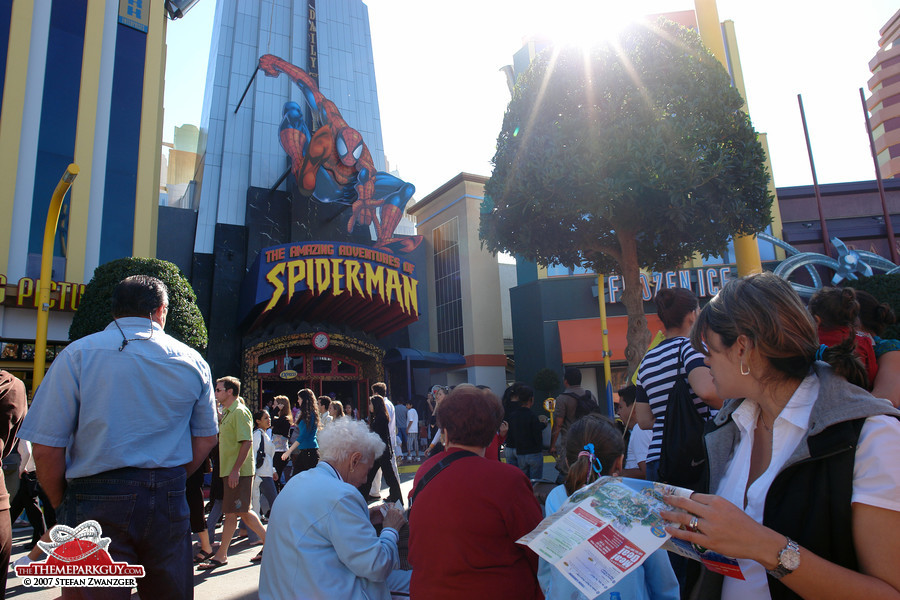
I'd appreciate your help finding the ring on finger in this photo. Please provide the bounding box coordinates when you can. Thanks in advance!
[688,516,701,533]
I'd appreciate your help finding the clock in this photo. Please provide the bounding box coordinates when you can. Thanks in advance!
[312,332,330,350]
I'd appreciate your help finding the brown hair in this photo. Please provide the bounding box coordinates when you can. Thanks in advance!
[808,287,860,329]
[369,394,389,422]
[436,386,503,448]
[691,273,866,387]
[297,388,320,430]
[371,382,387,396]
[563,415,624,496]
[273,395,293,423]
[655,287,699,330]
[216,376,241,397]
[856,289,897,337]
[329,399,344,418]
[807,287,870,389]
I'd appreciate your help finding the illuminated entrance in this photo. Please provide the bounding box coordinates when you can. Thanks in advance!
[242,332,384,415]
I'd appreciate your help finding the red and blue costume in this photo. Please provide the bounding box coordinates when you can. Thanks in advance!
[258,54,421,252]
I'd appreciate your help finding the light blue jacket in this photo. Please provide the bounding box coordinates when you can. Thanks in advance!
[538,484,680,600]
[259,462,400,600]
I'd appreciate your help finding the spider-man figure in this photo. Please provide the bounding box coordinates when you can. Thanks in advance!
[258,54,422,252]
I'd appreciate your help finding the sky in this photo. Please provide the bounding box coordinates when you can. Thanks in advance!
[163,0,898,201]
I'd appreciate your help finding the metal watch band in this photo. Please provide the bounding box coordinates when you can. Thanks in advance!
[766,538,800,580]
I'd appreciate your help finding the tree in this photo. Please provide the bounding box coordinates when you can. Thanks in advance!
[69,257,208,351]
[481,19,773,373]
[533,367,561,398]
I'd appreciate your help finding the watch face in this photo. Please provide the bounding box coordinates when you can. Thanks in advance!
[313,333,329,349]
[780,545,801,571]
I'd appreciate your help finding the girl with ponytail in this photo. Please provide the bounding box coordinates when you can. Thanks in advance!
[538,414,679,600]
[808,286,876,390]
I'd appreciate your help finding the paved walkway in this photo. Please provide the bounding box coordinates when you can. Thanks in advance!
[5,456,558,599]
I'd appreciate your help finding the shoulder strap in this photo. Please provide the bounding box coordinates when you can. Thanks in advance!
[410,450,477,508]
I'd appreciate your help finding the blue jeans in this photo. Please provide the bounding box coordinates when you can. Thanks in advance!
[645,460,660,483]
[517,452,544,480]
[57,466,191,599]
[504,446,518,467]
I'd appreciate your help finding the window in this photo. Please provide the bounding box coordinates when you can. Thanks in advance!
[257,358,277,374]
[337,360,357,374]
[433,218,463,354]
[287,355,304,372]
[313,356,333,374]
[546,263,595,277]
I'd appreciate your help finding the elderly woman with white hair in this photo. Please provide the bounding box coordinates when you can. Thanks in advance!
[259,418,410,599]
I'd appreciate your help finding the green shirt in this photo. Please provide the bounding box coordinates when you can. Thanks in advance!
[219,400,254,477]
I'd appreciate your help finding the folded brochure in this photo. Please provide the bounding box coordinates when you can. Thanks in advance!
[518,477,743,599]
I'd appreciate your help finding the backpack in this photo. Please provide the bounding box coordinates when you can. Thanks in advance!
[563,390,600,420]
[255,431,266,469]
[657,341,708,489]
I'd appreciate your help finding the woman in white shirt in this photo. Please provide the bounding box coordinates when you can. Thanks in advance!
[662,273,900,600]
[252,410,278,520]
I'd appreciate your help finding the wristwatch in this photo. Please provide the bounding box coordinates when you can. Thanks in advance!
[767,538,800,579]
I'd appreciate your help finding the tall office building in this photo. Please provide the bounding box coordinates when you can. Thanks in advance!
[867,9,900,179]
[0,1,171,391]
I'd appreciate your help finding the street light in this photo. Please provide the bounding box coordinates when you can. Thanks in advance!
[33,164,79,394]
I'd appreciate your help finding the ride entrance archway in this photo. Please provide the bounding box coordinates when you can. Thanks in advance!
[243,332,384,417]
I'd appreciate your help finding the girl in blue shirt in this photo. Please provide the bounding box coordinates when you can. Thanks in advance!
[283,388,320,476]
[539,415,679,600]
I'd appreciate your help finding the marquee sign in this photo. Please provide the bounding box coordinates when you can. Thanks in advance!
[606,266,733,304]
[240,241,420,338]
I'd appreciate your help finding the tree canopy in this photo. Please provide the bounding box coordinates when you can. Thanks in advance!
[69,257,208,351]
[481,19,773,370]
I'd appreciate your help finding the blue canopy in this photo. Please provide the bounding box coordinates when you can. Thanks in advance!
[383,348,465,367]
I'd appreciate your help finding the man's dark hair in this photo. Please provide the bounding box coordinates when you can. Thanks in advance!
[111,275,168,318]
[217,376,241,396]
[319,395,332,410]
[564,367,582,386]
[371,382,387,396]
[617,385,637,406]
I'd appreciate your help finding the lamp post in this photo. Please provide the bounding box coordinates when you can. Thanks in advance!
[33,164,79,394]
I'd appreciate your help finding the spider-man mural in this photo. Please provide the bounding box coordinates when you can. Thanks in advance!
[258,54,422,253]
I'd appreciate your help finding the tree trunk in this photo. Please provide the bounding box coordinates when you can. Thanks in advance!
[617,234,652,377]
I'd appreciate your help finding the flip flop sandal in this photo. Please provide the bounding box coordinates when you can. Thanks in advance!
[197,558,228,570]
[250,550,263,563]
[193,550,214,564]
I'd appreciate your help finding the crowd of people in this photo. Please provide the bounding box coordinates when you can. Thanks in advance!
[2,271,899,600]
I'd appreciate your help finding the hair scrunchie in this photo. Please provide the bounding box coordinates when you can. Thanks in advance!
[578,443,603,480]
[815,344,828,362]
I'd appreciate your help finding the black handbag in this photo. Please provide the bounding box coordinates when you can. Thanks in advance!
[657,341,708,489]
[255,432,267,469]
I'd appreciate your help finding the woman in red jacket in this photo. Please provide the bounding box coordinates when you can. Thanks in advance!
[408,385,544,600]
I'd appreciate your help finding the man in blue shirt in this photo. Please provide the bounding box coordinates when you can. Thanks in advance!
[19,275,218,599]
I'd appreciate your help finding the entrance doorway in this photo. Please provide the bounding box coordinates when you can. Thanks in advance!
[243,333,384,416]
[257,378,365,416]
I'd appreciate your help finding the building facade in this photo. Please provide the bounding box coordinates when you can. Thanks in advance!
[867,9,900,180]
[0,0,171,392]
[407,173,509,392]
